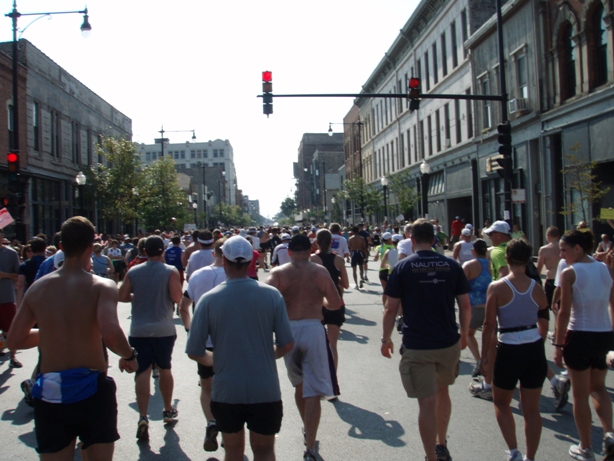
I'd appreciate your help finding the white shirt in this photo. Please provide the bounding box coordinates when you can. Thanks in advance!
[186,249,215,279]
[397,238,413,258]
[272,243,291,266]
[187,265,227,347]
[331,234,349,257]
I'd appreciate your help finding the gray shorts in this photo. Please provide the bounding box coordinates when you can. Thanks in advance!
[469,305,485,330]
[283,319,338,398]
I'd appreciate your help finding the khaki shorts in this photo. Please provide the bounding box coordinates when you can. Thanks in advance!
[399,341,461,399]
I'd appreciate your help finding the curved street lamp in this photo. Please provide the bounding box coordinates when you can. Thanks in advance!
[420,160,431,218]
[75,171,86,216]
[381,176,389,223]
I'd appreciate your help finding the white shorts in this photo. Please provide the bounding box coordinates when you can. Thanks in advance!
[283,319,339,398]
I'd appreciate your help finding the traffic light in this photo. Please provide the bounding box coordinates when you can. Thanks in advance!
[408,77,421,112]
[7,151,19,191]
[262,70,273,117]
[496,122,512,180]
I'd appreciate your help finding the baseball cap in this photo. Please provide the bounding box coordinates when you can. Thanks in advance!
[221,236,253,262]
[382,232,392,240]
[484,220,511,235]
[145,235,165,256]
[54,250,65,269]
[288,234,311,252]
[392,234,403,242]
[465,224,473,230]
[461,228,471,237]
[280,233,291,241]
[291,226,300,233]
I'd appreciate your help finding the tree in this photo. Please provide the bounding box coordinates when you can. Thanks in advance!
[560,143,610,224]
[387,170,419,219]
[363,185,383,218]
[86,137,144,231]
[139,156,190,231]
[280,197,297,218]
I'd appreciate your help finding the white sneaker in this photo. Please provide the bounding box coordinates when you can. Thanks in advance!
[569,444,595,461]
[507,450,523,461]
[604,432,614,460]
[468,380,492,400]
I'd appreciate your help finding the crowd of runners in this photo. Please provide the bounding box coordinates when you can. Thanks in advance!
[1,215,614,461]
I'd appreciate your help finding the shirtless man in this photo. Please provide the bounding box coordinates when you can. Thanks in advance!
[181,230,201,269]
[265,234,342,461]
[7,216,137,461]
[348,226,368,289]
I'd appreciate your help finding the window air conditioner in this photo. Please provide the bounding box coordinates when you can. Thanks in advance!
[508,98,528,114]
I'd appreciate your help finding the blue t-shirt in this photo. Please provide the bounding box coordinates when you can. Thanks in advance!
[35,256,56,281]
[386,250,470,350]
[164,246,184,271]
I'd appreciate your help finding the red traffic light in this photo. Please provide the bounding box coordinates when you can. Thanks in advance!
[409,77,420,89]
[7,152,18,163]
[262,70,272,82]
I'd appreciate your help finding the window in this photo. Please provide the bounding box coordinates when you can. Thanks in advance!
[213,149,218,158]
[146,152,151,161]
[481,78,491,129]
[516,54,528,99]
[560,23,577,100]
[427,115,433,156]
[444,103,451,146]
[451,21,458,68]
[180,150,185,159]
[33,102,40,151]
[413,125,418,162]
[435,110,441,152]
[51,110,60,158]
[400,132,406,168]
[590,3,608,89]
[441,32,448,77]
[191,150,196,159]
[432,43,439,84]
[419,121,425,160]
[461,9,468,58]
[197,150,202,158]
[219,149,224,157]
[384,98,388,126]
[417,59,422,84]
[454,99,462,144]
[424,51,430,91]
[174,152,179,160]
[71,121,80,164]
[203,149,208,158]
[466,89,474,139]
[87,130,92,166]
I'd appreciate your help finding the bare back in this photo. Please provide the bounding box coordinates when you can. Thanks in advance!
[24,267,118,373]
[266,259,341,320]
[538,241,561,280]
[348,235,367,253]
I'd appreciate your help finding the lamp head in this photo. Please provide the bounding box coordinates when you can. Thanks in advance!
[80,9,92,38]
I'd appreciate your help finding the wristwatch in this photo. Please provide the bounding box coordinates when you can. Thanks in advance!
[381,337,392,344]
[123,347,138,361]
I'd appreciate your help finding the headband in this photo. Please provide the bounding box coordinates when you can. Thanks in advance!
[198,238,214,245]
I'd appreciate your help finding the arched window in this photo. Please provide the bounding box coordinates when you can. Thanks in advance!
[590,3,608,89]
[560,22,577,100]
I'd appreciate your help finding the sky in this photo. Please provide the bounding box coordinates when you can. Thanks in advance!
[0,0,420,218]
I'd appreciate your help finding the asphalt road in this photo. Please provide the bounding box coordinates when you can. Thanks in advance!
[0,263,612,460]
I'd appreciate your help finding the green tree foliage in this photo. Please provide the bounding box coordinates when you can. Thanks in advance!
[86,137,143,226]
[387,170,419,218]
[139,156,190,230]
[280,197,297,218]
[560,143,610,223]
[363,185,383,217]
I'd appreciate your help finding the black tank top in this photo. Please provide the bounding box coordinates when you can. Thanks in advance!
[320,252,341,294]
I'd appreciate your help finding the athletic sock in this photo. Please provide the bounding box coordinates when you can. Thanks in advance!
[483,382,492,390]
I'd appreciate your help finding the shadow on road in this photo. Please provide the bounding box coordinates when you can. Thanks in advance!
[136,425,191,460]
[343,308,377,327]
[331,399,405,447]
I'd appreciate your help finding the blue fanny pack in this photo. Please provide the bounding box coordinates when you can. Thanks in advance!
[32,368,100,404]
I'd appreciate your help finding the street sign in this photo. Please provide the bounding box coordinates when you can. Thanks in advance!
[512,188,526,203]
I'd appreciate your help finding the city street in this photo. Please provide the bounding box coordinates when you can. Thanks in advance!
[0,262,612,461]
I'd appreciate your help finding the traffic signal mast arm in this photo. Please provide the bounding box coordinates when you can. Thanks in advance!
[257,92,506,101]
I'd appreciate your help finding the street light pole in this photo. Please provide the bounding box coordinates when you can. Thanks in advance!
[75,171,86,216]
[381,176,388,223]
[420,160,431,219]
[322,160,327,222]
[155,126,196,157]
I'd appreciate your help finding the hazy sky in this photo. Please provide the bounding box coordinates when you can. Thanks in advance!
[1,0,419,218]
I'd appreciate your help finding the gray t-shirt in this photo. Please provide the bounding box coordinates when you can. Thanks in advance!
[128,260,177,338]
[0,246,20,303]
[186,278,293,404]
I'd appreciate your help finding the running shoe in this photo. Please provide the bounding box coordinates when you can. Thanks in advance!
[152,366,160,379]
[354,284,360,290]
[435,444,452,461]
[20,379,34,407]
[604,432,614,460]
[471,360,482,378]
[203,422,219,451]
[468,380,492,400]
[552,373,570,411]
[163,407,178,423]
[359,279,364,288]
[9,357,23,368]
[364,276,369,282]
[395,316,403,333]
[507,450,523,461]
[136,415,149,440]
[568,444,595,461]
[303,449,317,461]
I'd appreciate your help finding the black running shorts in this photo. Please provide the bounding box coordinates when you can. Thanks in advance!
[129,335,176,374]
[563,330,614,371]
[211,400,283,435]
[322,304,345,327]
[34,374,119,453]
[493,339,547,390]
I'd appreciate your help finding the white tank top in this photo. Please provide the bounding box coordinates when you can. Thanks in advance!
[569,261,613,332]
[458,241,474,265]
[387,248,399,267]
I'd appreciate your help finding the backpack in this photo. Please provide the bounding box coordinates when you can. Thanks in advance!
[525,260,543,286]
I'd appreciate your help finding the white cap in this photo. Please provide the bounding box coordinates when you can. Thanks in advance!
[221,236,253,262]
[461,228,471,237]
[392,234,403,242]
[382,232,392,240]
[465,224,473,230]
[292,226,300,233]
[54,250,65,269]
[280,233,291,241]
[484,220,511,235]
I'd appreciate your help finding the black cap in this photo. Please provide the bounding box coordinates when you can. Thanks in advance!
[145,235,165,257]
